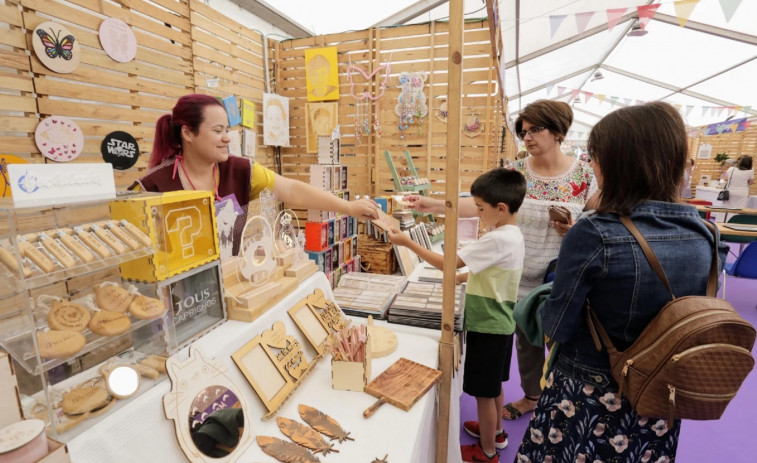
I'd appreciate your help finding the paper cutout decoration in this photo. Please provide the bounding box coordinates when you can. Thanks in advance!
[347,62,391,101]
[32,21,81,74]
[305,47,339,102]
[395,71,428,139]
[241,99,255,128]
[1,154,28,198]
[35,116,84,162]
[306,102,338,153]
[98,18,137,63]
[101,131,139,170]
[263,93,290,147]
[242,128,255,159]
[221,95,242,127]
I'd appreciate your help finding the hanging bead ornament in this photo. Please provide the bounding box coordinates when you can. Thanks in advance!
[394,71,428,140]
[373,100,383,137]
[354,99,371,145]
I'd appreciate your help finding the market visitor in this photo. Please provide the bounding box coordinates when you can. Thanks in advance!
[405,99,597,421]
[514,101,728,462]
[130,94,378,256]
[388,168,526,463]
[722,154,754,208]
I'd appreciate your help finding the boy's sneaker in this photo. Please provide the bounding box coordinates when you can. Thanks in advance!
[463,421,508,449]
[461,442,499,463]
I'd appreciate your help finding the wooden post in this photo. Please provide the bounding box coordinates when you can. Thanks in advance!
[437,0,464,461]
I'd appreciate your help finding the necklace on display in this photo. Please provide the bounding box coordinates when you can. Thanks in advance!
[174,155,221,201]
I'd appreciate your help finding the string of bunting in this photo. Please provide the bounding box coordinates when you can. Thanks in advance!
[546,0,745,39]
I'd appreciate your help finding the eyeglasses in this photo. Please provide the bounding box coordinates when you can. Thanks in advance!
[517,126,547,140]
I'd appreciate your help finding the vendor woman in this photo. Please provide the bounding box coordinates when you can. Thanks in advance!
[130,94,378,257]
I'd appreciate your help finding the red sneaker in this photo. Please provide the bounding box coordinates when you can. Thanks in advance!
[463,421,508,449]
[461,442,499,463]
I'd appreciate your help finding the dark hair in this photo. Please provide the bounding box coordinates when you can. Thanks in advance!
[588,102,687,215]
[515,100,573,142]
[737,155,752,170]
[470,168,527,213]
[148,94,223,168]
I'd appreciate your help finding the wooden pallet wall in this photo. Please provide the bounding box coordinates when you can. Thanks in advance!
[0,0,271,191]
[274,20,505,205]
[687,118,757,197]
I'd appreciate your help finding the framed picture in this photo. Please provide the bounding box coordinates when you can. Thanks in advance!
[231,324,295,415]
[288,299,330,354]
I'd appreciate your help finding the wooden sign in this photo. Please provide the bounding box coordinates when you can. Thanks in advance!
[35,116,84,162]
[363,357,441,418]
[99,18,137,63]
[32,21,81,74]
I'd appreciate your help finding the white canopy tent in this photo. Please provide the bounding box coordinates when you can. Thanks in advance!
[233,0,757,142]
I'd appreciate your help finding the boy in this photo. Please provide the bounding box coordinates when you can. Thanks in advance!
[388,168,526,463]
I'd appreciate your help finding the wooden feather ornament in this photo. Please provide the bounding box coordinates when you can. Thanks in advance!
[298,404,353,443]
[276,417,338,455]
[256,435,321,463]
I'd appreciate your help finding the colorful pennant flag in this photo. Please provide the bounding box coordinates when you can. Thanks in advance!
[574,11,595,34]
[674,0,700,28]
[550,15,567,38]
[637,4,661,29]
[719,0,743,22]
[606,8,628,32]
[546,83,554,95]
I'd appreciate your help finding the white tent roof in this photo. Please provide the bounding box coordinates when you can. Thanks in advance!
[237,0,756,138]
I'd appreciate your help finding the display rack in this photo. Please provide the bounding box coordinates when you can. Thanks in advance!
[383,150,444,244]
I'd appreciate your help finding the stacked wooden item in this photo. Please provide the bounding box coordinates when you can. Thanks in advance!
[387,281,465,330]
[332,272,408,319]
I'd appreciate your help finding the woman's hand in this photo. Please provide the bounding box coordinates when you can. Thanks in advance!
[404,194,441,213]
[551,219,573,237]
[348,197,379,220]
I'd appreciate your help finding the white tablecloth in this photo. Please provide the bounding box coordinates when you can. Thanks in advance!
[67,272,458,463]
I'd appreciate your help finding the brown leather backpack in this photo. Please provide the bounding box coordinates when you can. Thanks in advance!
[587,217,755,424]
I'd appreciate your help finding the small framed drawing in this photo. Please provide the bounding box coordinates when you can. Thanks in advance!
[231,324,294,417]
[288,298,330,354]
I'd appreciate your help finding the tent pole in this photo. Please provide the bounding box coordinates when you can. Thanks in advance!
[436,0,463,461]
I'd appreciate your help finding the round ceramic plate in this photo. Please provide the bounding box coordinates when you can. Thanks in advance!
[32,21,81,74]
[101,131,139,169]
[99,18,137,63]
[35,116,84,162]
[0,419,45,453]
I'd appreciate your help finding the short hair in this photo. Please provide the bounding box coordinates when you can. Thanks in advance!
[515,100,573,142]
[588,102,687,215]
[307,53,330,72]
[737,155,752,170]
[470,168,527,213]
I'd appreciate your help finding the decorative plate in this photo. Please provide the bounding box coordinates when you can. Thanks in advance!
[35,116,84,162]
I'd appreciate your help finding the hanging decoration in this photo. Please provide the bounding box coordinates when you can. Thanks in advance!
[263,93,290,147]
[35,116,84,162]
[306,102,338,153]
[32,21,81,74]
[462,109,484,138]
[436,98,448,123]
[394,71,428,140]
[98,18,137,63]
[346,60,391,101]
[354,99,371,145]
[305,47,339,102]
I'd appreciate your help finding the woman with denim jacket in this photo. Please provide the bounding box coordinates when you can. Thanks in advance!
[514,102,729,463]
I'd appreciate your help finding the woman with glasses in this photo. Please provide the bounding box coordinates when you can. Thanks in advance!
[405,99,596,421]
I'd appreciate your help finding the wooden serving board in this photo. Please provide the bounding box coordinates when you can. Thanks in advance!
[363,357,441,418]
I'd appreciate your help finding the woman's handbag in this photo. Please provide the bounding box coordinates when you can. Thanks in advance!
[717,167,733,200]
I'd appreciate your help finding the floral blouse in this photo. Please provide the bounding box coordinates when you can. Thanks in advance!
[510,157,596,204]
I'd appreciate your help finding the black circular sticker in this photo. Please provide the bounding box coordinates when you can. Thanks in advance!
[101,131,139,170]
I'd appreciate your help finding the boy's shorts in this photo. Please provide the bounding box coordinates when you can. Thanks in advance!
[462,331,513,398]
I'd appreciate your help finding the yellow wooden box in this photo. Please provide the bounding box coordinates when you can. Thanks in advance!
[109,191,219,282]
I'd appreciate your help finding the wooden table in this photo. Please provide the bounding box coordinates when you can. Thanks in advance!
[717,222,757,240]
[695,206,757,222]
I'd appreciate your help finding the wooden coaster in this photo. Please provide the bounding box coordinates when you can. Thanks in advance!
[47,300,91,332]
[94,285,132,313]
[89,310,131,336]
[36,330,85,358]
[128,294,167,320]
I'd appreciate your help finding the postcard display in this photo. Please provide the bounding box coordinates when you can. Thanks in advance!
[0,190,223,444]
[305,131,360,288]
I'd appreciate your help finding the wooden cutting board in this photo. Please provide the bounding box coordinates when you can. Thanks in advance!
[363,357,442,418]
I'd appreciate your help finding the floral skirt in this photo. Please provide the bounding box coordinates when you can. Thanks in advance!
[515,369,680,463]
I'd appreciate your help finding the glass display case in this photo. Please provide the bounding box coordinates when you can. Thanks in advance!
[0,194,176,442]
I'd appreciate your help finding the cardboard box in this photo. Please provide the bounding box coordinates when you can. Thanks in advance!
[305,221,328,252]
[0,352,71,463]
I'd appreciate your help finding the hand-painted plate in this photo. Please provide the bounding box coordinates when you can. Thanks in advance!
[32,21,81,74]
[35,116,84,162]
[99,18,137,63]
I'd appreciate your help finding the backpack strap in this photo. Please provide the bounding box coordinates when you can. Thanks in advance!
[619,216,675,299]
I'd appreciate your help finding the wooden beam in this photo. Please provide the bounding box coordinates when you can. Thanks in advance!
[437,0,463,461]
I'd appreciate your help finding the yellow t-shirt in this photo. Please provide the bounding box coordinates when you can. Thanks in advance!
[250,161,276,199]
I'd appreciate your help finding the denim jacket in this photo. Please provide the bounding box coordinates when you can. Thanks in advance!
[542,201,729,388]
